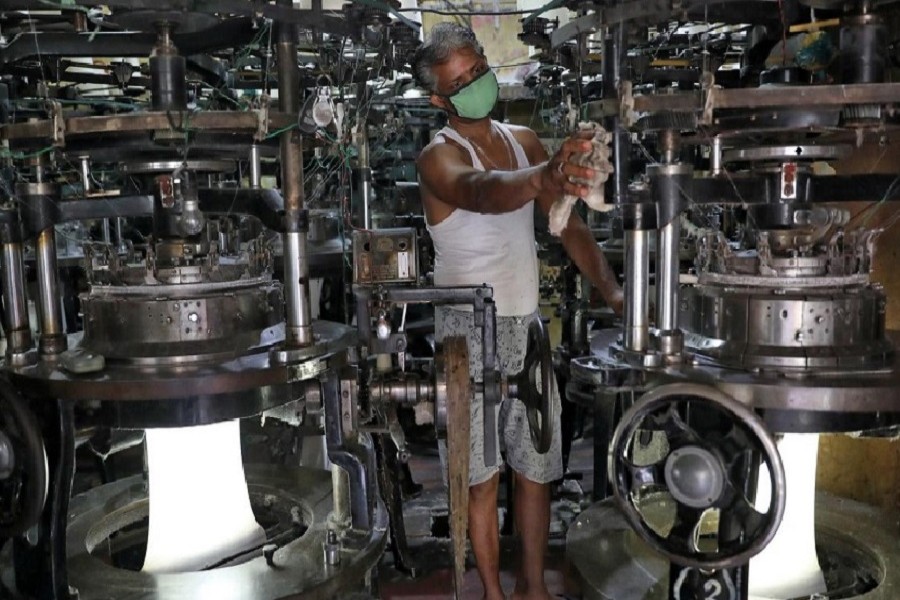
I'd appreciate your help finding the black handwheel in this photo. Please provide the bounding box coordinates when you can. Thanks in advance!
[0,379,48,538]
[514,318,553,454]
[610,382,785,570]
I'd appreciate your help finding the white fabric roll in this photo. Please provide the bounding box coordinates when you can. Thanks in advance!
[142,420,266,573]
[749,433,826,600]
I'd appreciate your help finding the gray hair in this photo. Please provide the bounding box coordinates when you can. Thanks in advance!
[412,23,484,92]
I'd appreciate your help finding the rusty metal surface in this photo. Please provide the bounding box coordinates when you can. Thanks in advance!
[585,83,900,122]
[2,111,294,142]
[444,336,471,599]
[0,465,388,600]
[6,321,355,402]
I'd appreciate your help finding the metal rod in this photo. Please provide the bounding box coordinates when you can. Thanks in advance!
[36,228,66,354]
[711,136,722,175]
[79,157,91,194]
[357,123,372,229]
[276,13,313,347]
[624,229,650,352]
[249,144,261,189]
[115,217,124,250]
[0,242,32,357]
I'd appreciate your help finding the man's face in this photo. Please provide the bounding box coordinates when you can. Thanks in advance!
[429,46,489,114]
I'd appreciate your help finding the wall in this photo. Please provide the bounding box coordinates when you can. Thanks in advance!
[816,135,900,515]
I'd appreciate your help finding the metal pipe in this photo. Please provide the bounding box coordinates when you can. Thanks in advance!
[656,220,680,332]
[101,220,111,245]
[603,22,631,204]
[1,242,32,357]
[624,229,650,352]
[277,14,313,347]
[283,231,313,344]
[249,144,261,189]
[36,228,66,354]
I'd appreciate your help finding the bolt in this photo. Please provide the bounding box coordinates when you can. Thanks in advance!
[324,529,341,566]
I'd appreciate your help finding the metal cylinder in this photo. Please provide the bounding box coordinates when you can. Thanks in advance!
[711,136,723,176]
[249,144,261,189]
[659,130,681,165]
[324,529,341,566]
[149,23,186,111]
[840,14,887,84]
[35,228,66,354]
[277,17,314,347]
[0,242,32,356]
[284,231,313,345]
[150,54,187,111]
[656,220,680,334]
[648,163,691,343]
[624,229,650,352]
[602,24,631,205]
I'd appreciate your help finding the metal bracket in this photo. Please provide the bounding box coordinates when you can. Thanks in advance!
[340,377,358,441]
[287,358,328,383]
[700,71,717,126]
[253,94,270,141]
[619,80,635,128]
[46,100,65,147]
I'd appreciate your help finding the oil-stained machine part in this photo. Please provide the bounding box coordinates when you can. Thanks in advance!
[611,382,786,570]
[3,465,387,600]
[442,337,471,600]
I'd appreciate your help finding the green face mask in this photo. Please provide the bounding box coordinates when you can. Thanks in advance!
[444,68,499,120]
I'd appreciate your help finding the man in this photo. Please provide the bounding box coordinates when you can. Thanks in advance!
[413,23,623,600]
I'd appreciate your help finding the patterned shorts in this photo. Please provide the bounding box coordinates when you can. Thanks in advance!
[435,307,563,486]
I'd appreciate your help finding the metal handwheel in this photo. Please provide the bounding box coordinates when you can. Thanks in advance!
[610,382,786,570]
[0,379,48,538]
[510,317,554,454]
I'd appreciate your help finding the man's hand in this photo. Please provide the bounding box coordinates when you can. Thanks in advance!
[608,288,625,317]
[591,285,625,317]
[535,133,598,199]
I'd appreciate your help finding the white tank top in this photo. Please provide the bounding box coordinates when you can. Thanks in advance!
[424,122,540,317]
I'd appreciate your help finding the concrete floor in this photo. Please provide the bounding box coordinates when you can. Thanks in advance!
[377,435,597,599]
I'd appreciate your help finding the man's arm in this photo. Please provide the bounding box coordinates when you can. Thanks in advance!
[515,127,624,314]
[416,135,597,215]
